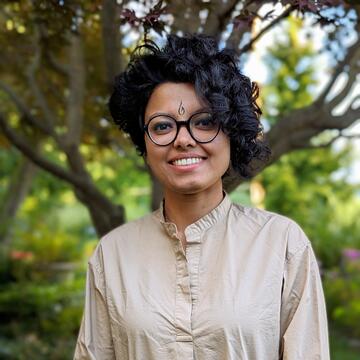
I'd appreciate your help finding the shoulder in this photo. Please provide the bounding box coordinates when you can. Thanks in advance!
[229,202,296,233]
[229,203,310,261]
[103,211,158,242]
[88,211,160,267]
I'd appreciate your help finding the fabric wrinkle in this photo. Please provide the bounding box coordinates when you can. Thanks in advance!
[74,194,329,360]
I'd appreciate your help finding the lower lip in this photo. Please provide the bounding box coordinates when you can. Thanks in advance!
[168,160,204,172]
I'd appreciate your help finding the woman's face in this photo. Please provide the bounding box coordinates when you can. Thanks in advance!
[144,82,230,197]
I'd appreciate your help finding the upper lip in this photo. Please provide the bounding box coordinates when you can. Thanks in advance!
[168,154,207,163]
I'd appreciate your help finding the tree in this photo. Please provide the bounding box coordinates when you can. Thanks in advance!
[0,0,359,239]
[258,16,360,267]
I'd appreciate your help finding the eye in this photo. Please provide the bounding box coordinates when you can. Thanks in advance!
[154,122,170,131]
[192,114,217,130]
[149,117,175,134]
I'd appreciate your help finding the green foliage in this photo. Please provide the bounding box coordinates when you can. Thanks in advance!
[0,276,85,360]
[0,277,84,330]
[84,147,151,220]
[259,16,360,268]
[325,260,360,339]
[0,149,20,204]
[259,146,360,267]
[0,4,358,359]
[330,326,360,360]
[262,17,317,125]
[16,224,80,262]
[229,183,252,207]
[9,237,79,283]
[259,19,360,356]
[0,200,92,358]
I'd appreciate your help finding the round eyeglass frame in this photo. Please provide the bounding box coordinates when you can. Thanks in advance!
[143,111,221,146]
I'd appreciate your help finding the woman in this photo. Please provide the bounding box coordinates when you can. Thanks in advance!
[74,34,329,359]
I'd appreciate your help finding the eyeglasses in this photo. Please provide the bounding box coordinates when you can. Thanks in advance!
[143,111,221,146]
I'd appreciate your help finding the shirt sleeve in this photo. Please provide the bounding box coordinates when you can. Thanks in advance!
[74,248,115,360]
[279,222,330,360]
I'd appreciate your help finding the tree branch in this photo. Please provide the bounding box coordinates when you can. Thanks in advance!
[224,100,360,193]
[0,80,58,139]
[101,0,124,86]
[0,113,78,187]
[217,0,240,33]
[203,0,240,39]
[225,1,263,52]
[305,131,360,150]
[36,21,70,76]
[64,33,85,148]
[327,46,360,110]
[350,94,360,108]
[0,157,37,246]
[168,0,202,34]
[316,13,360,105]
[224,7,360,192]
[44,51,70,77]
[0,112,114,212]
[26,28,58,129]
[240,4,296,53]
[323,107,360,130]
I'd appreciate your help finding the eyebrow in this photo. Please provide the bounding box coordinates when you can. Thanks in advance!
[146,107,211,121]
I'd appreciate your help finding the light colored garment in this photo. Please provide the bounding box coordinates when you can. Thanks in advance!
[74,194,329,360]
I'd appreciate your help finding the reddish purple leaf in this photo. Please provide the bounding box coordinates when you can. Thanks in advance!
[233,10,256,31]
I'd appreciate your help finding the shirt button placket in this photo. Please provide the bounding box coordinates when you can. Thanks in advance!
[174,238,194,359]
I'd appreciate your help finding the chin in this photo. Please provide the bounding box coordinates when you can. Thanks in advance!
[174,186,203,195]
[171,179,220,196]
[167,181,203,194]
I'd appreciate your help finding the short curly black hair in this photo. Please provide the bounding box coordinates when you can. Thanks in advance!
[109,33,270,178]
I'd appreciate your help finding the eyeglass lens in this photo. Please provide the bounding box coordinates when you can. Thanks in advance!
[147,113,219,145]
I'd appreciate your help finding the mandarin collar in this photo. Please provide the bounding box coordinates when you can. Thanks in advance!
[153,192,232,239]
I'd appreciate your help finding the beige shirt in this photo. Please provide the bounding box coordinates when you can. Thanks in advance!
[74,194,329,359]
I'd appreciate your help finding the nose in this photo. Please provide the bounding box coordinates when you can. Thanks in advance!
[173,124,196,148]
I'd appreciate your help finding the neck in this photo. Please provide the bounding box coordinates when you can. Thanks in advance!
[163,184,224,234]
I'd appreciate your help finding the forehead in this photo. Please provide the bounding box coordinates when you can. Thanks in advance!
[145,82,207,117]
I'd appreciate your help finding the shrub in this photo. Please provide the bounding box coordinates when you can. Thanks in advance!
[324,249,360,339]
[0,276,85,359]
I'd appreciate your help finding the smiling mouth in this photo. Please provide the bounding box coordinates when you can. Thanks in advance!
[170,157,204,166]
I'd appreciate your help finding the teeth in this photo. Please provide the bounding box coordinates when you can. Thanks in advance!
[173,157,202,166]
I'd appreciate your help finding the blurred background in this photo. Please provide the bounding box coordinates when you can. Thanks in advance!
[0,0,359,359]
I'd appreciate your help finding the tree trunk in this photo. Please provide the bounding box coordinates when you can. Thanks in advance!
[151,172,163,211]
[101,0,125,87]
[0,158,37,247]
[73,185,125,237]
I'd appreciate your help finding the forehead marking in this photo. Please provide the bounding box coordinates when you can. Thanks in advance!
[178,100,185,115]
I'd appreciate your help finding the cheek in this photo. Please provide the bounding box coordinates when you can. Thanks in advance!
[144,138,154,163]
[144,140,165,173]
[218,137,231,166]
[226,143,231,164]
[222,149,231,173]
